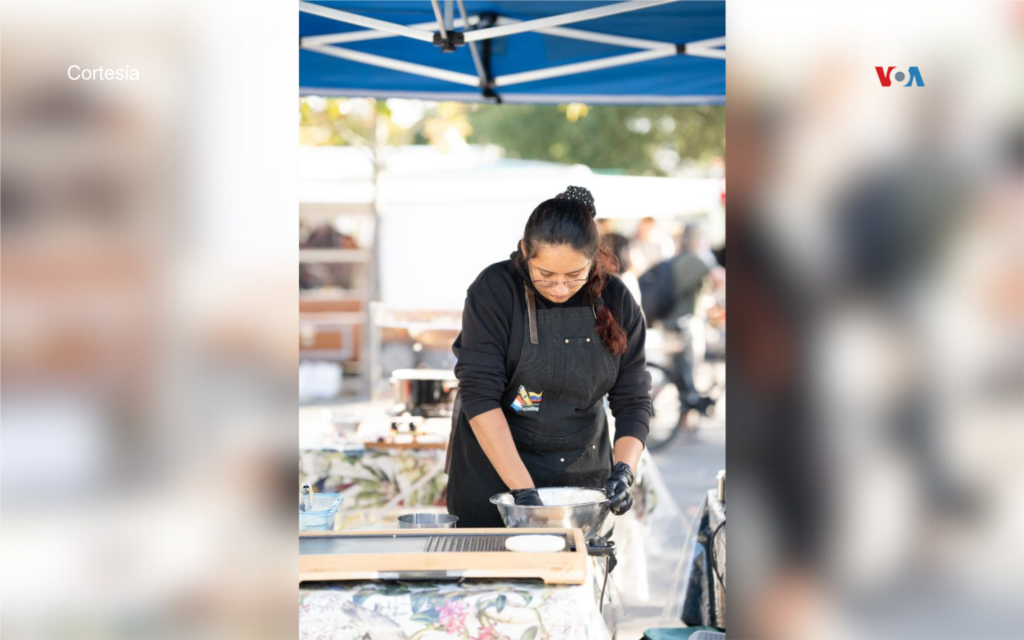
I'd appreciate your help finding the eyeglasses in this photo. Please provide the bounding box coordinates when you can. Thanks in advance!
[529,262,590,289]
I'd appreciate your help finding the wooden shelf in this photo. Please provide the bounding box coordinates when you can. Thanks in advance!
[300,312,365,325]
[300,249,372,263]
[300,289,371,302]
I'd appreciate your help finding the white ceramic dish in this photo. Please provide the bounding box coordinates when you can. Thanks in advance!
[504,534,567,553]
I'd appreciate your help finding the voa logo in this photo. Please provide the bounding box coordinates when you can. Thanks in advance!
[875,66,924,87]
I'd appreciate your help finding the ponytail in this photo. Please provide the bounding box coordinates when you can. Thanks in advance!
[588,237,629,356]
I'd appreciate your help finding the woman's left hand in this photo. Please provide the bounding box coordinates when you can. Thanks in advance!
[604,462,635,515]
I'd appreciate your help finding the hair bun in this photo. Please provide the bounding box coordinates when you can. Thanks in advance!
[559,185,596,217]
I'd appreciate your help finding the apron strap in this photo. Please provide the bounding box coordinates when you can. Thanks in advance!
[525,285,539,345]
[444,390,461,475]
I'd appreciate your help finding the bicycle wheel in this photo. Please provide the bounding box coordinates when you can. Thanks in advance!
[645,363,686,451]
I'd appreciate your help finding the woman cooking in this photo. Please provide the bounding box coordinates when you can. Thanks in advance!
[446,186,653,528]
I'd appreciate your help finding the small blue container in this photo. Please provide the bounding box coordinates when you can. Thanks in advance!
[299,493,343,532]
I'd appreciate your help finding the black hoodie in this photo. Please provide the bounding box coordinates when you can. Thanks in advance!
[452,256,652,446]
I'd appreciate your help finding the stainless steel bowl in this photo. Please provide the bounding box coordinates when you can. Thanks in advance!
[489,487,611,539]
[397,513,459,529]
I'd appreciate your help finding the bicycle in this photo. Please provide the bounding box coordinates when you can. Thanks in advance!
[644,317,724,451]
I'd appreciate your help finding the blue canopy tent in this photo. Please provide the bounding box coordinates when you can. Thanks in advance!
[300,1,724,105]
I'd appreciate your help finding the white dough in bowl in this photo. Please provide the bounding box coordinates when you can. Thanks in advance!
[504,534,566,553]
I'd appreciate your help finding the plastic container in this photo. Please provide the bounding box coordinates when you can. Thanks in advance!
[299,493,343,532]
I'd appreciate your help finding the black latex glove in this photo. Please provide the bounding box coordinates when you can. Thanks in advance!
[510,488,544,506]
[604,462,635,515]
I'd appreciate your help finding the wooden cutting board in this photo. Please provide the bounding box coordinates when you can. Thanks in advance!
[300,527,588,585]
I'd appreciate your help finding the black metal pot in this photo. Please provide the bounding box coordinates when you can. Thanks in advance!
[390,369,458,417]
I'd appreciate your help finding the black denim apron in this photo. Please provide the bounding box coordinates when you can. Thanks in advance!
[447,285,618,528]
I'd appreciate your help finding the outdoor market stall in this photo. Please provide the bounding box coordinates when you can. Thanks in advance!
[298,2,725,637]
[298,399,680,601]
[299,398,686,635]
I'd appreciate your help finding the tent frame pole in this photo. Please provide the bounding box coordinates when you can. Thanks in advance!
[299,2,436,43]
[300,0,698,49]
[685,47,726,60]
[443,0,455,33]
[495,47,676,88]
[303,21,723,64]
[686,36,726,49]
[455,0,487,88]
[301,43,481,87]
[493,17,669,50]
[302,15,724,57]
[429,0,449,40]
[526,23,725,54]
[300,16,479,47]
[462,0,682,43]
[300,0,723,90]
[429,0,464,51]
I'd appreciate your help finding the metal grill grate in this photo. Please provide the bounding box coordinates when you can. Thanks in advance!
[423,534,569,553]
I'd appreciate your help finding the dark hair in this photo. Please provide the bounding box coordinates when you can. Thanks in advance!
[512,186,628,356]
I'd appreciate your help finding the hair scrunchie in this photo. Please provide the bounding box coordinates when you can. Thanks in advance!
[558,185,596,218]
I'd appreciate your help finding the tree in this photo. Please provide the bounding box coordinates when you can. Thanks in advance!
[299,97,470,151]
[465,104,724,176]
[299,97,724,176]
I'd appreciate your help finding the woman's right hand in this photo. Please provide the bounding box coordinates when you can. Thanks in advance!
[510,488,544,506]
[468,408,536,494]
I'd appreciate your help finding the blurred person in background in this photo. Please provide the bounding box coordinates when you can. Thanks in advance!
[606,230,643,305]
[630,215,676,275]
[666,223,721,420]
[831,92,980,518]
[726,87,830,638]
[299,221,358,290]
[667,223,720,323]
[727,7,1024,631]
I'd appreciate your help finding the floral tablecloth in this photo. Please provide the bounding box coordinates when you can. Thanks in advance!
[299,444,660,523]
[301,446,448,511]
[299,409,686,607]
[299,576,611,640]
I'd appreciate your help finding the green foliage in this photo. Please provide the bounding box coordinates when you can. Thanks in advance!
[300,97,724,176]
[466,103,724,176]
